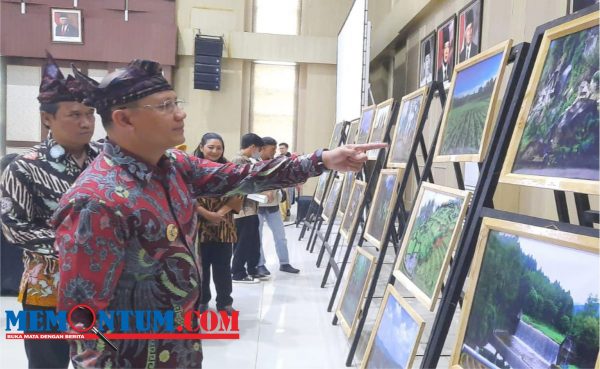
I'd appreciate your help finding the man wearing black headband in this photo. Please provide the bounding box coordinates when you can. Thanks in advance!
[0,52,99,369]
[51,59,384,368]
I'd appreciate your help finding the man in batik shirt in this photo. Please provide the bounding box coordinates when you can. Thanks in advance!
[51,59,383,368]
[0,53,98,368]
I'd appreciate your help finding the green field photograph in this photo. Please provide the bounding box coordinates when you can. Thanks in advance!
[393,183,470,310]
[451,218,599,369]
[364,169,401,249]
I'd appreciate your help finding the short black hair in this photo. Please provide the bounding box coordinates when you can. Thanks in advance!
[262,136,277,146]
[279,142,289,148]
[241,133,264,149]
[39,102,59,116]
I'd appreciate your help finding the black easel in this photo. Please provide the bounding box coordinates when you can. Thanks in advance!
[420,6,599,367]
[298,121,349,242]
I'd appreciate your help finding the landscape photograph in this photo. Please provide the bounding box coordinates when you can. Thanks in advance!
[389,91,425,167]
[365,170,400,249]
[455,220,599,369]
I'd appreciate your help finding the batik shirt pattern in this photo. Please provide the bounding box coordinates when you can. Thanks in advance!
[0,138,99,307]
[51,141,323,368]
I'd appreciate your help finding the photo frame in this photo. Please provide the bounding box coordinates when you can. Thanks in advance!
[322,178,343,223]
[335,247,376,337]
[500,12,599,194]
[457,0,483,64]
[434,40,512,162]
[360,284,425,369]
[364,169,402,250]
[392,183,471,311]
[568,0,599,13]
[450,217,599,369]
[420,31,437,88]
[340,180,367,241]
[356,105,376,145]
[436,15,457,89]
[329,121,346,150]
[367,98,395,160]
[388,86,429,168]
[313,171,331,206]
[337,171,355,218]
[346,119,360,145]
[51,8,83,44]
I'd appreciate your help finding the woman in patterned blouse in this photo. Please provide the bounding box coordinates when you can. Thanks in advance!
[194,133,241,316]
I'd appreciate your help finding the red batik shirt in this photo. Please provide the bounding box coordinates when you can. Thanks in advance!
[51,140,323,369]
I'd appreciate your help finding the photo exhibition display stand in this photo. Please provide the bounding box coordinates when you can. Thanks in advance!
[420,5,599,368]
[339,81,449,366]
[298,121,349,243]
[316,101,399,289]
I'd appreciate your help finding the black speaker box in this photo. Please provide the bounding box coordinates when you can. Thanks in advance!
[194,35,224,91]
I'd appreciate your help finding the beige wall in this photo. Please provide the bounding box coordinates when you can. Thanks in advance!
[175,0,352,194]
[367,0,598,220]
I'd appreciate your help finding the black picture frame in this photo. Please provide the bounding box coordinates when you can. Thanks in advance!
[457,0,483,64]
[419,31,436,88]
[435,14,457,89]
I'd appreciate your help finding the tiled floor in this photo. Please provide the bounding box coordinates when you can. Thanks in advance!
[0,221,355,369]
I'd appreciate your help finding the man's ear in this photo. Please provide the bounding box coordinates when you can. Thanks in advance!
[40,112,52,129]
[111,109,133,129]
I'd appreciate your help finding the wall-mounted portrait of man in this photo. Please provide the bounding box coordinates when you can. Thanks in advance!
[51,8,82,43]
[457,0,483,64]
[419,32,436,88]
[436,15,456,89]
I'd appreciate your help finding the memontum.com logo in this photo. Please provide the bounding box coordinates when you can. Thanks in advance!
[5,304,239,348]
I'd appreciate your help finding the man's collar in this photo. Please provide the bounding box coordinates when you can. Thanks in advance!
[43,137,98,163]
[102,140,171,183]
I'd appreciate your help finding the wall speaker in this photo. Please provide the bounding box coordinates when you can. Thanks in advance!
[194,35,223,91]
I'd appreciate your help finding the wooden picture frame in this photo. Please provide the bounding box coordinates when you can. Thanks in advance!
[436,15,457,89]
[457,0,483,64]
[388,86,429,168]
[450,217,600,369]
[51,8,83,44]
[328,121,346,150]
[346,119,360,145]
[499,12,599,194]
[313,171,331,206]
[337,171,356,218]
[434,40,512,162]
[364,169,402,250]
[367,98,395,160]
[360,284,425,369]
[392,183,471,311]
[420,31,437,88]
[340,180,367,241]
[335,247,377,337]
[356,105,377,145]
[322,178,343,223]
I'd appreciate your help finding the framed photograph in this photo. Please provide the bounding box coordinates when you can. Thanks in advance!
[434,40,513,162]
[346,119,360,145]
[568,0,599,13]
[388,86,429,168]
[500,12,599,194]
[436,15,457,89]
[329,121,346,150]
[392,183,471,311]
[360,284,425,369]
[356,105,376,145]
[313,171,331,206]
[322,178,343,223]
[367,98,395,160]
[419,31,437,87]
[450,217,599,369]
[457,0,483,64]
[335,247,376,337]
[364,169,402,250]
[51,8,83,44]
[340,180,367,241]
[337,171,356,218]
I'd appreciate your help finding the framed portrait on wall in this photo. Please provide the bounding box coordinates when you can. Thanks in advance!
[457,0,483,64]
[500,12,599,195]
[419,31,436,87]
[450,217,599,369]
[436,15,457,89]
[51,8,83,44]
[434,40,512,163]
[568,0,599,13]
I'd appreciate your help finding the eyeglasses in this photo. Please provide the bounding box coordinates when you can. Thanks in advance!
[124,99,186,114]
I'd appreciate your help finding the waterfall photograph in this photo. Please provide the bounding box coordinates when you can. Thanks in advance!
[454,220,599,369]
